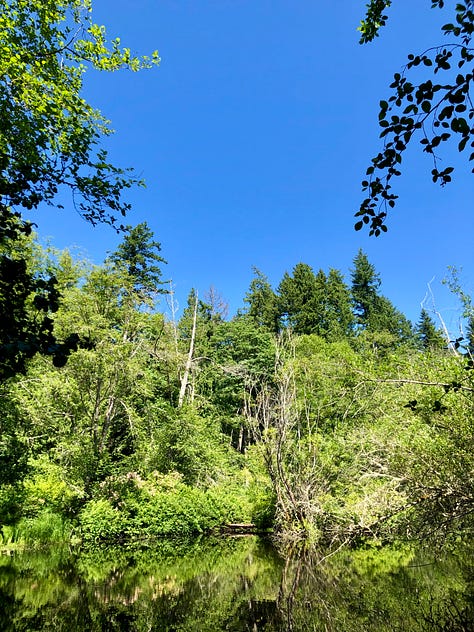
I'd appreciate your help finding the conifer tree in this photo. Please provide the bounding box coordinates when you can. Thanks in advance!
[243,267,279,333]
[350,249,381,325]
[368,295,414,343]
[325,268,355,340]
[351,249,413,344]
[277,263,319,335]
[277,264,354,340]
[108,222,166,296]
[415,309,446,351]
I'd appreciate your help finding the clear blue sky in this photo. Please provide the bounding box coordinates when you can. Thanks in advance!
[31,1,473,334]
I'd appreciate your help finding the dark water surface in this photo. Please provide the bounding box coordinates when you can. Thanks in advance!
[0,536,472,631]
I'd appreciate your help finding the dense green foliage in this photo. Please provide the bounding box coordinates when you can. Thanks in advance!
[0,0,159,378]
[0,229,472,549]
[0,0,472,557]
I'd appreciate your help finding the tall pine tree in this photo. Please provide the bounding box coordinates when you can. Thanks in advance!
[108,222,166,296]
[415,309,446,351]
[324,268,355,340]
[277,263,319,335]
[351,249,413,344]
[350,249,381,326]
[243,267,279,333]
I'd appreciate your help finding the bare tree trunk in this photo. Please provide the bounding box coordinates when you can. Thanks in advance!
[422,278,459,355]
[178,290,198,408]
[167,280,179,354]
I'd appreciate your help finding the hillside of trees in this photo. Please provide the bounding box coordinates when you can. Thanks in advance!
[1,224,473,549]
[1,0,473,553]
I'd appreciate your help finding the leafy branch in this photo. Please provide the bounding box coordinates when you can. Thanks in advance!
[356,1,474,235]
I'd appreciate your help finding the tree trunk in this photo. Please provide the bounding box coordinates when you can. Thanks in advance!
[178,291,198,408]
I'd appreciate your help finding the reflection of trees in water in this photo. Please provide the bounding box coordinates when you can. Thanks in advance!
[0,538,473,631]
[274,542,474,632]
[0,537,285,631]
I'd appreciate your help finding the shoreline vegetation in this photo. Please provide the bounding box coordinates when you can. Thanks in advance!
[1,235,473,556]
[1,0,473,561]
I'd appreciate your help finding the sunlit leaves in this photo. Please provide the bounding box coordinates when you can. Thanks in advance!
[0,0,160,379]
[358,0,392,44]
[0,0,160,226]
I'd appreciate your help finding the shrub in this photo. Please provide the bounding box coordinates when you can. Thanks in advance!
[22,457,83,517]
[79,472,248,543]
[11,510,72,547]
[79,499,128,543]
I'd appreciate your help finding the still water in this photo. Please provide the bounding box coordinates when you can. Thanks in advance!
[0,536,472,631]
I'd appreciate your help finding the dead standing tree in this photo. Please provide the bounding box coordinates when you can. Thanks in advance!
[244,336,330,538]
[178,290,198,408]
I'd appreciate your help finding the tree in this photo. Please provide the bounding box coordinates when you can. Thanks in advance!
[324,268,355,341]
[15,257,166,491]
[0,0,159,229]
[243,267,280,333]
[356,1,474,235]
[467,314,474,356]
[179,290,198,408]
[277,263,320,335]
[351,249,381,325]
[0,0,159,379]
[108,222,167,297]
[442,267,474,354]
[277,264,355,340]
[0,224,82,379]
[351,249,413,343]
[415,308,446,351]
[367,295,414,343]
[204,285,229,322]
[177,289,217,406]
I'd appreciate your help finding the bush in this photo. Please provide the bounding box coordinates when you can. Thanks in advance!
[0,484,24,525]
[79,472,248,543]
[79,499,128,543]
[10,510,72,547]
[22,457,83,517]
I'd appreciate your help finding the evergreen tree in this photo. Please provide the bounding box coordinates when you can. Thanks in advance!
[311,269,328,337]
[276,264,354,340]
[351,250,413,344]
[108,222,166,296]
[350,249,381,325]
[243,267,279,333]
[324,268,355,341]
[368,296,414,343]
[277,263,319,335]
[415,309,446,351]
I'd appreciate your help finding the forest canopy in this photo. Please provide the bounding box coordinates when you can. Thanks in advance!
[1,230,473,549]
[0,0,473,557]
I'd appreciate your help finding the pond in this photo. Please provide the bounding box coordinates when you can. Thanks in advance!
[0,536,472,631]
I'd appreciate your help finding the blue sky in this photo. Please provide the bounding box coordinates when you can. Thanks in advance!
[31,1,473,334]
